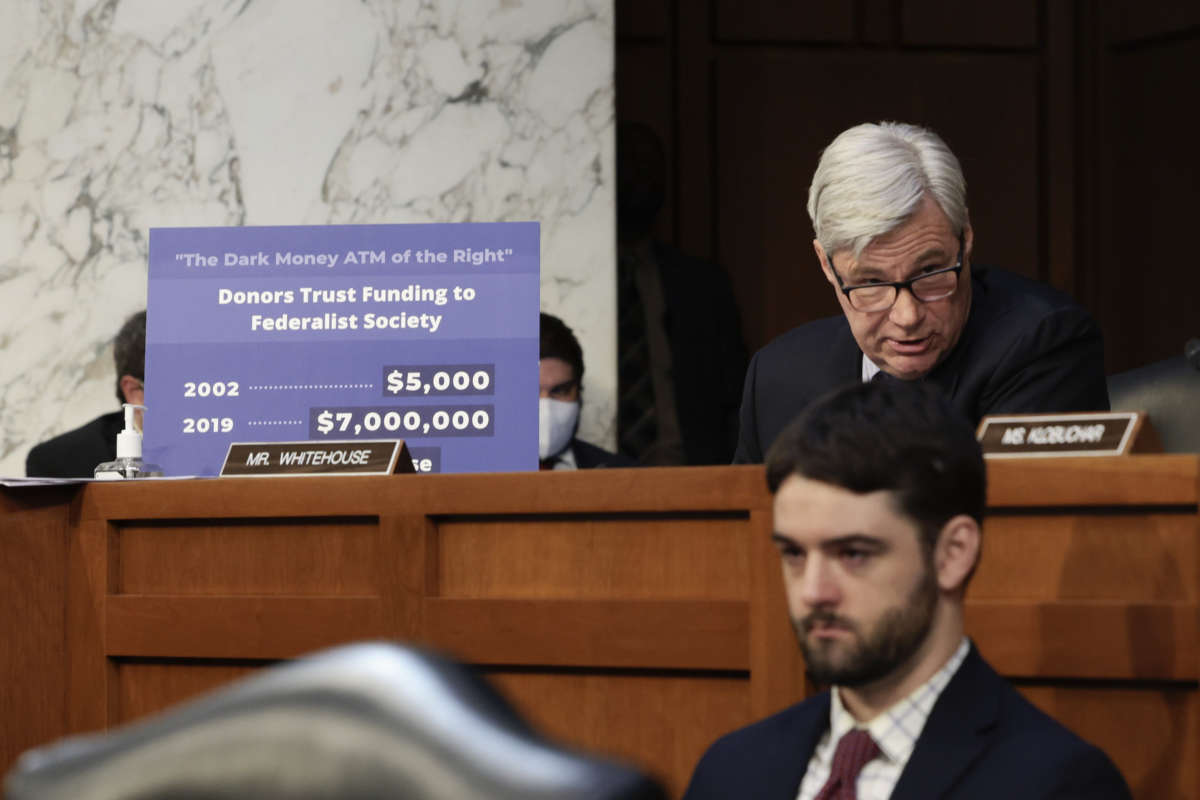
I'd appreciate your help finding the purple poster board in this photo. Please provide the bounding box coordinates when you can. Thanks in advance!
[144,222,539,475]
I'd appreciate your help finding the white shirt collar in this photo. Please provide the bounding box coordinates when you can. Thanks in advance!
[829,637,970,766]
[550,445,577,470]
[861,353,882,383]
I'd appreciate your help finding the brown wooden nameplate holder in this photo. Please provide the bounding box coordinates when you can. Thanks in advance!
[977,411,1161,458]
[220,440,415,476]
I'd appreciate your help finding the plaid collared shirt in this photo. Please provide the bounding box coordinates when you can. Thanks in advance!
[796,638,970,800]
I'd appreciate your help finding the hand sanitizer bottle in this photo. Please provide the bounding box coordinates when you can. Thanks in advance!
[94,404,163,479]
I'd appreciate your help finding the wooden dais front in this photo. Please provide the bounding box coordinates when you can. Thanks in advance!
[2,457,1197,798]
[5,467,792,798]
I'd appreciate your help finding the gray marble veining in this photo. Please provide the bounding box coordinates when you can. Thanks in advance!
[0,0,615,475]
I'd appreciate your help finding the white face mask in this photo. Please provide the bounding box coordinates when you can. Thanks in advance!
[539,397,579,460]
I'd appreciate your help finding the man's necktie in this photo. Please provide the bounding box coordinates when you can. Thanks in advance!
[617,254,657,460]
[814,729,879,800]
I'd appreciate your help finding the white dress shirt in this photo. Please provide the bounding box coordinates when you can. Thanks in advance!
[548,445,578,471]
[861,354,882,383]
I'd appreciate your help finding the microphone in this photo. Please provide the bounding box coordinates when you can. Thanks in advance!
[1186,338,1200,371]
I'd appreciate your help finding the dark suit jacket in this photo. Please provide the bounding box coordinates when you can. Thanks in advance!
[25,411,122,478]
[734,268,1109,463]
[571,438,638,469]
[652,243,748,465]
[683,645,1132,800]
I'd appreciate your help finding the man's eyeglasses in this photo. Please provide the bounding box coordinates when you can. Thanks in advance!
[828,234,964,313]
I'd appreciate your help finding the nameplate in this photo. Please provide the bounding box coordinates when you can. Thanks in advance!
[977,412,1153,458]
[220,440,415,476]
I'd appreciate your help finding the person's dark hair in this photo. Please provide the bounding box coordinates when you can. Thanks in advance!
[539,312,584,385]
[113,310,146,402]
[765,380,985,554]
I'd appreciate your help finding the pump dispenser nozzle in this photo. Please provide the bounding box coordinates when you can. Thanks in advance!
[115,404,144,459]
[95,403,162,479]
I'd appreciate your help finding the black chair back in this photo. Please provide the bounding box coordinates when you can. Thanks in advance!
[1108,355,1200,453]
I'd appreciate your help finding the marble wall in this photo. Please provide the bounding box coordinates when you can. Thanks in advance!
[0,0,616,476]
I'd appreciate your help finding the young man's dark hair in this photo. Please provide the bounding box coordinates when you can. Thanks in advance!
[113,310,146,403]
[765,380,986,555]
[539,312,584,385]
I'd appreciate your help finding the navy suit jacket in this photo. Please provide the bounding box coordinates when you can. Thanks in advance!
[570,438,638,469]
[26,411,122,478]
[683,646,1132,800]
[734,268,1109,463]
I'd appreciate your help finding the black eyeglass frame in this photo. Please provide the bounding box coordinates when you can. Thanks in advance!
[827,233,966,312]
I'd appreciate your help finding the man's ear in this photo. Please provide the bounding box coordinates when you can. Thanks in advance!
[813,239,836,286]
[934,514,981,594]
[119,374,144,405]
[963,216,974,263]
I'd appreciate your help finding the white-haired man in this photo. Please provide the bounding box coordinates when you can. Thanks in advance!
[733,122,1108,463]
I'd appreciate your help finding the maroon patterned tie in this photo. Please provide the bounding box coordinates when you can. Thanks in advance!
[814,729,879,800]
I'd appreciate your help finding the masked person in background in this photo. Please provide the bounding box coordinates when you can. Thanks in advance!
[539,313,637,470]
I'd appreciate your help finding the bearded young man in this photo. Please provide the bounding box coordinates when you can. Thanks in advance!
[734,122,1108,463]
[685,381,1130,800]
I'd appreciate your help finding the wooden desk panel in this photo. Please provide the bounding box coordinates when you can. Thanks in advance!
[29,466,787,798]
[971,455,1200,798]
[1019,683,1199,799]
[3,457,1198,798]
[0,486,74,772]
